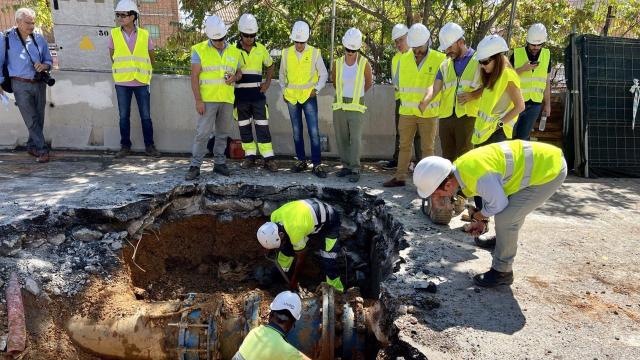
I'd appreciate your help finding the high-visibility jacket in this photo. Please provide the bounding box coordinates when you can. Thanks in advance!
[111,27,152,84]
[438,54,481,118]
[270,199,332,252]
[332,55,368,113]
[514,47,550,103]
[192,41,241,103]
[391,50,411,100]
[398,49,446,118]
[454,140,564,198]
[472,67,521,144]
[235,324,305,360]
[282,45,320,104]
[236,42,273,95]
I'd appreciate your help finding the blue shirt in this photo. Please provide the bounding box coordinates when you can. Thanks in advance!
[436,48,475,81]
[0,28,53,83]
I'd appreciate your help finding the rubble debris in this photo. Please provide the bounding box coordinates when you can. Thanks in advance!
[72,228,103,242]
[49,234,66,246]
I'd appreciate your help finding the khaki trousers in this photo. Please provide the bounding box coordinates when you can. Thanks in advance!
[395,115,437,181]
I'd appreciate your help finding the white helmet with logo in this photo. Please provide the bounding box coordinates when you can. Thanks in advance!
[115,0,139,13]
[270,291,302,321]
[475,34,509,61]
[238,13,258,34]
[257,222,281,249]
[391,24,409,41]
[438,22,464,51]
[407,23,431,48]
[205,15,227,40]
[527,23,548,45]
[342,27,363,51]
[413,156,453,198]
[290,21,310,43]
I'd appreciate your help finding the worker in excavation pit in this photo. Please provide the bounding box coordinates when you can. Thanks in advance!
[257,199,344,292]
[232,291,310,360]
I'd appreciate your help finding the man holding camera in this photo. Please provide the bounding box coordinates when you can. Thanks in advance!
[0,8,53,163]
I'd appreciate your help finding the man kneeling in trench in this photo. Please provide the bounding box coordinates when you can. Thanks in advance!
[233,291,310,360]
[257,199,344,292]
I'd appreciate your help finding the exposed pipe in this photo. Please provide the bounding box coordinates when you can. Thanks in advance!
[6,272,26,354]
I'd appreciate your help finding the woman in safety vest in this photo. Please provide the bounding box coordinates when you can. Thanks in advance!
[331,28,373,183]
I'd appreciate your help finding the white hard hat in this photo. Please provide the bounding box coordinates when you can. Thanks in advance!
[205,15,227,40]
[475,34,509,61]
[342,27,363,51]
[270,291,302,321]
[527,23,548,45]
[238,13,258,34]
[257,222,281,250]
[391,24,409,41]
[407,23,431,48]
[413,156,453,198]
[290,21,310,43]
[438,22,464,51]
[115,0,139,13]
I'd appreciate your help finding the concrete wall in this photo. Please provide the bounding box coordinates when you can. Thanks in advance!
[0,70,402,159]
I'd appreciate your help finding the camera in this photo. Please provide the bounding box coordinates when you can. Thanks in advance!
[34,71,56,87]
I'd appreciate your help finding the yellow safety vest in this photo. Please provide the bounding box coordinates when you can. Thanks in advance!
[398,49,446,118]
[237,42,273,88]
[332,55,368,113]
[454,140,564,198]
[192,41,241,103]
[237,325,305,360]
[438,54,481,118]
[472,67,521,144]
[514,47,550,103]
[282,45,320,104]
[391,50,411,100]
[111,27,152,84]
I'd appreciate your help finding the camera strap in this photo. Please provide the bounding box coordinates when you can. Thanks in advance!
[15,28,43,68]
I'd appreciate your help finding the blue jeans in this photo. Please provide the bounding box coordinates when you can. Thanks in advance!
[115,85,154,148]
[286,97,321,165]
[513,102,542,140]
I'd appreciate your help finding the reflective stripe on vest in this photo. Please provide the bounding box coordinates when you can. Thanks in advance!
[193,41,239,103]
[439,54,481,118]
[333,55,367,113]
[282,45,320,104]
[398,49,447,118]
[514,47,549,103]
[471,67,519,144]
[301,199,328,233]
[111,27,152,84]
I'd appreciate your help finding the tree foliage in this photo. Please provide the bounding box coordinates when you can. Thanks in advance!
[1,0,53,31]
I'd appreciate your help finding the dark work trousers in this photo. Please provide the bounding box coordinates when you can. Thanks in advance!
[236,98,274,159]
[13,80,48,155]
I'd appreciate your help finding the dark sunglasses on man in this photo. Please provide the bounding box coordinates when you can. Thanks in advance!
[241,33,256,38]
[115,12,132,18]
[345,48,357,53]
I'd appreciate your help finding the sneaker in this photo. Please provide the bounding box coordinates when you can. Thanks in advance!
[263,158,278,172]
[145,145,161,158]
[473,268,514,287]
[240,157,256,169]
[474,234,496,249]
[348,172,360,183]
[185,166,200,180]
[382,160,397,169]
[290,160,308,173]
[383,178,405,187]
[114,147,131,159]
[335,168,352,177]
[312,165,327,178]
[214,163,230,176]
[36,153,50,163]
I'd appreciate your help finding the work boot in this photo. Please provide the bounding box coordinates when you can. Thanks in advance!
[290,160,308,173]
[474,234,496,249]
[240,157,256,169]
[145,145,161,158]
[335,167,352,177]
[312,165,327,178]
[27,148,38,157]
[185,166,200,180]
[473,268,513,287]
[383,177,405,187]
[263,158,278,172]
[348,172,360,183]
[36,153,50,163]
[114,147,131,159]
[382,160,397,170]
[214,163,230,176]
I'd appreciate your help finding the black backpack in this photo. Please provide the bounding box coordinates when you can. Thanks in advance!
[1,30,12,93]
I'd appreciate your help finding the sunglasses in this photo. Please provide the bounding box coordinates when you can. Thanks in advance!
[115,13,131,18]
[479,58,494,66]
[241,33,256,38]
[345,48,357,53]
